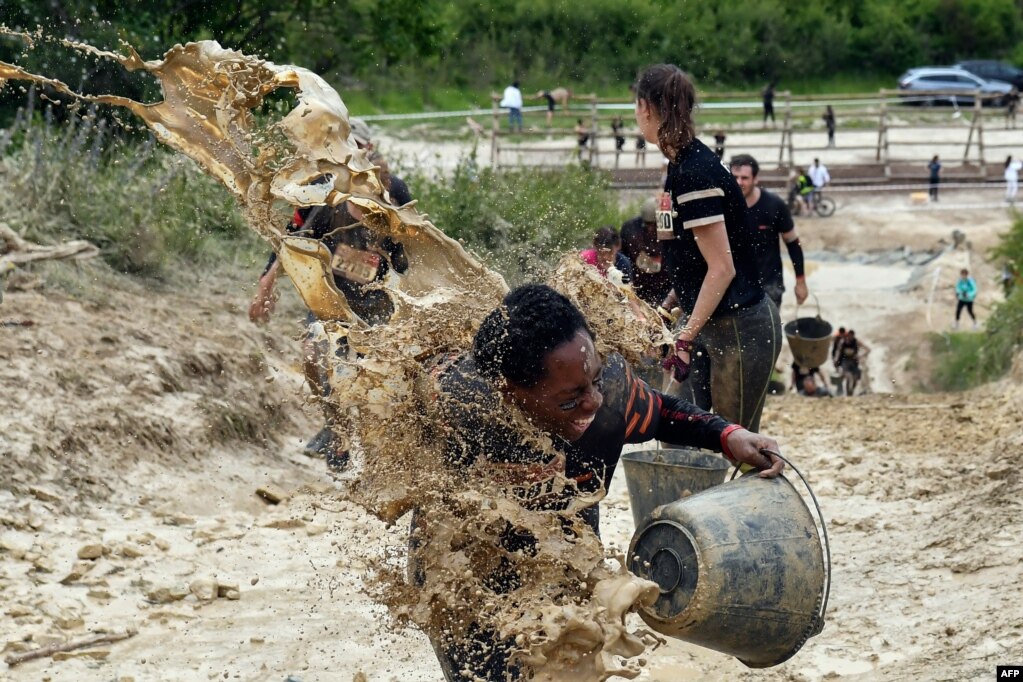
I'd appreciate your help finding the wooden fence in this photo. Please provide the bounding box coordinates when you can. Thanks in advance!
[489,89,1020,187]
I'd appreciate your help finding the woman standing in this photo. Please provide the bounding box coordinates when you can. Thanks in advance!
[1005,155,1022,203]
[928,155,941,202]
[823,105,836,148]
[634,64,781,433]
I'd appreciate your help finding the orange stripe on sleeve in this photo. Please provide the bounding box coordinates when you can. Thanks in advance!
[639,389,658,435]
[625,375,639,416]
[625,411,641,438]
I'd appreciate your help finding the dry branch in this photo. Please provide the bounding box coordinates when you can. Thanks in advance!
[4,628,138,667]
[0,223,99,267]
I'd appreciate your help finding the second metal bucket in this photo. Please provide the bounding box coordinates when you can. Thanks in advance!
[620,448,731,530]
[627,471,830,668]
[784,295,833,369]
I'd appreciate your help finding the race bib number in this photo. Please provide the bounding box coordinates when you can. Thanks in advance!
[635,251,662,274]
[331,244,381,284]
[656,191,676,241]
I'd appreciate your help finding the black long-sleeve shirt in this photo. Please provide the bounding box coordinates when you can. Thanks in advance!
[427,351,731,505]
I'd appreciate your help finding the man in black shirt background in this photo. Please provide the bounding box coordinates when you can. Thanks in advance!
[729,154,809,309]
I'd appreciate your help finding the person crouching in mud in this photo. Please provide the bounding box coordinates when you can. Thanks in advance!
[416,284,785,681]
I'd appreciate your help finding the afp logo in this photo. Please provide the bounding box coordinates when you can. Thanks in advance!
[999,666,1023,678]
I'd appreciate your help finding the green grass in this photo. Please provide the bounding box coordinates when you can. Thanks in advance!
[928,289,1023,392]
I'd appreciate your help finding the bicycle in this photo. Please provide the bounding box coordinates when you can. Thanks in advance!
[787,187,836,217]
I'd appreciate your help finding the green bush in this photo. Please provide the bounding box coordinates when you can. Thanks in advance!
[405,154,623,284]
[0,104,258,275]
[929,212,1023,390]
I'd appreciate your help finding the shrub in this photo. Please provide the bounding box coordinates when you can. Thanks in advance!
[0,98,257,275]
[404,153,623,284]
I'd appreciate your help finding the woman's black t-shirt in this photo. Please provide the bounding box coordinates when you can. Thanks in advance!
[660,138,764,317]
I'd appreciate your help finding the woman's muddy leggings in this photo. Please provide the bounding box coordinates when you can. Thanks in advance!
[669,296,782,433]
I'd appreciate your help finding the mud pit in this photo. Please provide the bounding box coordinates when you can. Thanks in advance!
[2,38,1023,681]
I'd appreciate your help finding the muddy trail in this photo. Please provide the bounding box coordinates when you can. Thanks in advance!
[1,192,1021,681]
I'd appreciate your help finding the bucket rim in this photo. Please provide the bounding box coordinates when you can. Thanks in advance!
[620,448,731,471]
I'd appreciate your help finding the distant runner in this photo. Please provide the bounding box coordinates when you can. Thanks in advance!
[249,120,410,469]
[836,329,869,396]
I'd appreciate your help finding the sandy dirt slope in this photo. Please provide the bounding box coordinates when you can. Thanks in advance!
[1,199,1020,681]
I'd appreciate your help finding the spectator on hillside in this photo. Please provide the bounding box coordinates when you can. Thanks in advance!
[1005,155,1022,203]
[499,81,523,133]
[955,268,978,330]
[928,155,941,202]
[823,105,836,148]
[1006,87,1019,129]
[1001,261,1019,297]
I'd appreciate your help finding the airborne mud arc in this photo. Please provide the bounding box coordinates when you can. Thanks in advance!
[0,35,680,680]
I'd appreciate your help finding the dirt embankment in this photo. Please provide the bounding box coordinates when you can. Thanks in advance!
[0,199,1021,681]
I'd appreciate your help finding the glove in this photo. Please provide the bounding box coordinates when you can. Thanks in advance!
[662,338,694,382]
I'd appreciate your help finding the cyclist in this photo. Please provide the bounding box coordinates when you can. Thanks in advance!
[808,158,830,212]
[791,167,815,215]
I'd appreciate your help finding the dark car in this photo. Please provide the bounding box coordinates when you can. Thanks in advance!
[954,60,1023,90]
[897,67,1013,106]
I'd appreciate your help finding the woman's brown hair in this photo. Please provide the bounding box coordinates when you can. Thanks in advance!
[635,64,697,159]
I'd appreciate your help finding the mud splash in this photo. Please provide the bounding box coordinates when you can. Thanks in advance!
[1,34,663,679]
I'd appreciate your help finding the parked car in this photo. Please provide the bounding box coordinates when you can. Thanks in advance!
[954,60,1023,91]
[897,67,1013,106]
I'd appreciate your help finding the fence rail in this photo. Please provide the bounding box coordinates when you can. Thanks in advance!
[486,88,1020,186]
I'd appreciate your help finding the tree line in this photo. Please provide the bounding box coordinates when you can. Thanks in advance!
[2,0,1022,114]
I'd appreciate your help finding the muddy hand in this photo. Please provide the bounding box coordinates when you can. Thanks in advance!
[248,290,275,325]
[794,278,809,305]
[724,429,785,477]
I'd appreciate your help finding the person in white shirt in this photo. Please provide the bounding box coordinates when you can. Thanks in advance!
[499,81,524,133]
[807,158,830,212]
[1005,155,1022,203]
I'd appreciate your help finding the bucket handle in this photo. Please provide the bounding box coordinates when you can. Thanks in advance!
[729,450,831,636]
[795,292,824,322]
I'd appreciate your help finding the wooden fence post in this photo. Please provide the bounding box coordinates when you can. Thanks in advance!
[491,93,500,169]
[877,89,890,177]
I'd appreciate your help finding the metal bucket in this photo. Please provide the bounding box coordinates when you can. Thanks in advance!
[784,295,833,369]
[627,465,831,668]
[620,448,731,530]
